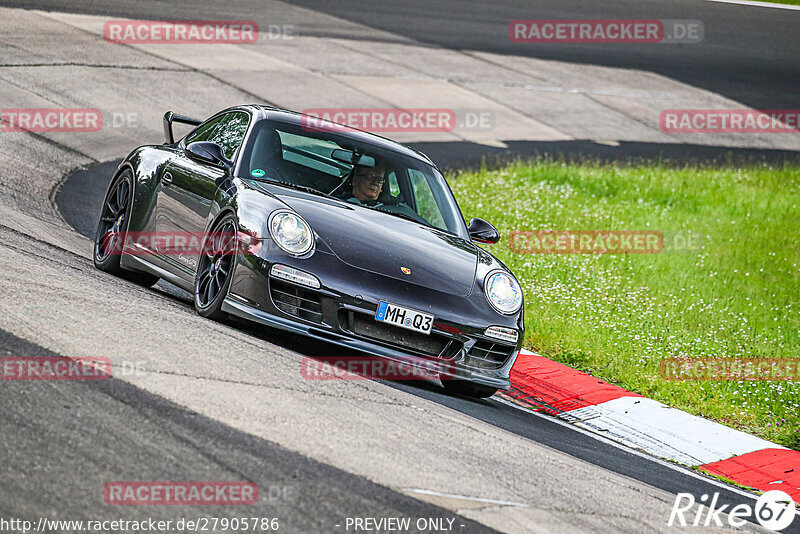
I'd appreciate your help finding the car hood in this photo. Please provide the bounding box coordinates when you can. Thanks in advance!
[266,187,478,297]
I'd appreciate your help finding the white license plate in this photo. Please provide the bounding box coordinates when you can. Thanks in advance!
[375,301,433,335]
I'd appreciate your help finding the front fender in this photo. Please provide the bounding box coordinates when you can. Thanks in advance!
[205,177,287,238]
[121,145,178,233]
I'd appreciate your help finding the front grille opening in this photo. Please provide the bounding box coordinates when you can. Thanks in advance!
[465,339,516,369]
[349,313,450,358]
[270,280,323,324]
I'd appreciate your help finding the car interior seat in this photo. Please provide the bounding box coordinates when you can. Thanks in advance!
[248,127,291,182]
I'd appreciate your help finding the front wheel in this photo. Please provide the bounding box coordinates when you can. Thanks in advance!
[194,215,238,321]
[441,379,498,399]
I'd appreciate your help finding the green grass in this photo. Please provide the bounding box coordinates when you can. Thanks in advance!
[448,159,800,448]
[750,0,800,5]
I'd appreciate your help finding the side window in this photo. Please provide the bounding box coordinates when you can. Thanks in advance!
[185,112,250,161]
[387,171,400,197]
[209,112,250,160]
[408,169,446,228]
[185,115,225,144]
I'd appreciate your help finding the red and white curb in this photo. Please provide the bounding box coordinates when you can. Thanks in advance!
[501,349,800,501]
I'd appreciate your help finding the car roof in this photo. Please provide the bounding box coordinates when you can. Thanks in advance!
[228,104,436,167]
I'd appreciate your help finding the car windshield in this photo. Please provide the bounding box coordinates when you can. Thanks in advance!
[238,119,468,239]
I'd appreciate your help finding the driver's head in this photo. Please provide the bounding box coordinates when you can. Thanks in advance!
[352,161,385,202]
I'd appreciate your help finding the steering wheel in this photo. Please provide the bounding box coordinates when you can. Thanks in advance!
[363,196,399,207]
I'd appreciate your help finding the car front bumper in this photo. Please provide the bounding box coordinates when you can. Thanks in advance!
[224,249,522,390]
[222,295,514,389]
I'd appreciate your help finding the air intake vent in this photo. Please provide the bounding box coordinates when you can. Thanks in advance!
[270,280,323,324]
[465,340,516,369]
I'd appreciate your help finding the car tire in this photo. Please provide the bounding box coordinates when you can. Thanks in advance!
[194,214,238,321]
[93,169,160,287]
[442,379,498,399]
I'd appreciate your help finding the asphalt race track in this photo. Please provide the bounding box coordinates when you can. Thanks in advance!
[5,0,799,111]
[0,328,494,533]
[2,0,799,532]
[285,0,800,111]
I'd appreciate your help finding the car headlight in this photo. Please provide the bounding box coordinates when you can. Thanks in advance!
[268,210,314,256]
[484,271,522,315]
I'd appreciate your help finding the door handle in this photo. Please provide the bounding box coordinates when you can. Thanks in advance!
[162,172,173,186]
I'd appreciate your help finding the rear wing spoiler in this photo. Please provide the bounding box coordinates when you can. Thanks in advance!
[163,111,202,144]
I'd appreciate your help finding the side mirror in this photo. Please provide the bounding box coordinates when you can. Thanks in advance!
[467,218,500,244]
[185,141,233,172]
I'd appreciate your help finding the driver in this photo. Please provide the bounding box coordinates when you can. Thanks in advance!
[349,161,386,203]
[340,160,429,225]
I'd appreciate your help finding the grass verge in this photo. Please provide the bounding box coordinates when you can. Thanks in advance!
[748,0,800,5]
[449,159,800,449]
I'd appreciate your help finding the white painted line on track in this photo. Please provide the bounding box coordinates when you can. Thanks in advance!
[401,488,528,507]
[705,0,800,11]
[567,397,783,466]
[493,396,764,503]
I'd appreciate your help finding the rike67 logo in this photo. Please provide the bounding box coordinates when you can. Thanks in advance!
[669,490,796,531]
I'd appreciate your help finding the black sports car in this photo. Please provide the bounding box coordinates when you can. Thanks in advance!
[94,105,524,398]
